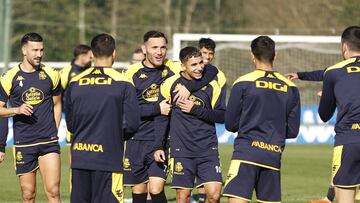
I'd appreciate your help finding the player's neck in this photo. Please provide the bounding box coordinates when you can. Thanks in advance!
[181,72,193,81]
[73,59,84,67]
[93,58,113,67]
[20,60,37,73]
[255,62,273,71]
[346,51,360,59]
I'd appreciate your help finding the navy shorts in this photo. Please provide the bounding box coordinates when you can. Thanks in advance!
[332,143,360,188]
[223,160,281,203]
[170,155,222,189]
[71,168,123,203]
[123,140,168,186]
[13,141,60,175]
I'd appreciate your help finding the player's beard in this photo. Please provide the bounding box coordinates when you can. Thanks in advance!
[27,57,42,69]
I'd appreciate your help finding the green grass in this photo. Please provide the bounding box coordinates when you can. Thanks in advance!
[0,144,343,202]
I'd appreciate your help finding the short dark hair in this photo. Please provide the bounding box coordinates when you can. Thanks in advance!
[199,38,216,51]
[133,47,143,54]
[341,26,360,52]
[179,46,202,63]
[251,36,275,63]
[21,32,43,47]
[91,33,115,58]
[143,30,168,44]
[73,44,91,58]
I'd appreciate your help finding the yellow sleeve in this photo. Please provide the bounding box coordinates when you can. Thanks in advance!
[42,65,60,90]
[0,67,20,97]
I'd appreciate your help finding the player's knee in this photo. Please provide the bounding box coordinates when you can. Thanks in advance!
[149,185,163,194]
[22,189,36,201]
[176,190,191,202]
[206,191,221,203]
[45,185,60,199]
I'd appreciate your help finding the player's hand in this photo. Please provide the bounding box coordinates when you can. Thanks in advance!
[285,73,299,81]
[177,99,194,113]
[154,150,166,163]
[14,104,33,116]
[173,85,190,102]
[159,100,171,116]
[317,91,322,97]
[0,152,5,163]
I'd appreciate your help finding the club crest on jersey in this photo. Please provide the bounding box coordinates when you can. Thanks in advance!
[189,95,205,107]
[22,87,44,105]
[39,71,47,80]
[162,69,168,78]
[142,83,159,102]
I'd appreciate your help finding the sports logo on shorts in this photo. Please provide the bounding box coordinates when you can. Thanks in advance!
[142,83,159,102]
[39,71,47,80]
[16,151,23,161]
[123,158,131,170]
[22,87,44,105]
[174,162,184,175]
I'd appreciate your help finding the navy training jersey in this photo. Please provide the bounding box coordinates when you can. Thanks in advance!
[65,67,140,172]
[156,74,226,158]
[225,70,300,170]
[125,59,218,141]
[0,64,60,146]
[60,61,90,112]
[319,56,360,146]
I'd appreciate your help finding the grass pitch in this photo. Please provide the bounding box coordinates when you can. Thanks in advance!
[0,144,344,202]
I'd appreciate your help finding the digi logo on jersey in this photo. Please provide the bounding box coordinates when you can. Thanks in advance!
[255,81,288,92]
[142,83,159,102]
[79,77,113,86]
[189,95,205,107]
[22,87,44,105]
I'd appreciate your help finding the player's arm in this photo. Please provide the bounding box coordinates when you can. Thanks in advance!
[123,83,140,136]
[297,69,325,81]
[179,85,226,123]
[64,84,73,133]
[0,117,8,162]
[318,71,336,122]
[174,64,218,101]
[286,88,301,138]
[53,95,62,129]
[225,83,244,132]
[0,86,33,117]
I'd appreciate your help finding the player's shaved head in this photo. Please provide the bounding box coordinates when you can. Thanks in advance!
[91,33,115,58]
[251,36,275,64]
[341,26,360,52]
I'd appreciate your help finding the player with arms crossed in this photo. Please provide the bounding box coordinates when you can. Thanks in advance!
[223,36,300,203]
[65,33,140,203]
[0,32,62,203]
[318,26,360,203]
[154,46,225,203]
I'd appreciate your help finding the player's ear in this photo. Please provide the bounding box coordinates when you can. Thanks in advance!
[141,45,146,55]
[250,52,256,63]
[274,52,277,61]
[112,50,116,59]
[21,45,27,56]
